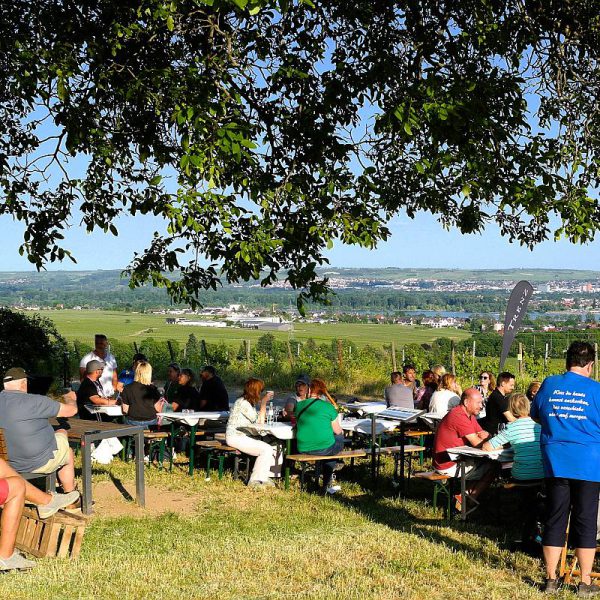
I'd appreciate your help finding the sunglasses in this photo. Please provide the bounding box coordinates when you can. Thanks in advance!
[480,375,489,380]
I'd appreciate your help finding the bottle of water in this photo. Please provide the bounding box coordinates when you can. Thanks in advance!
[267,402,274,425]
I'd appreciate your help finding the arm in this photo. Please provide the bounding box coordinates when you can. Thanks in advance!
[282,399,295,418]
[112,369,118,395]
[332,417,343,435]
[503,410,517,423]
[57,391,78,418]
[256,391,272,424]
[464,431,490,448]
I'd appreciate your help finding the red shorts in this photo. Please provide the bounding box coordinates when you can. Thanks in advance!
[0,478,8,505]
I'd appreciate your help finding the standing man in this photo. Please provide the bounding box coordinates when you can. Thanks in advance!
[198,365,229,411]
[79,334,118,397]
[482,371,516,434]
[531,341,600,596]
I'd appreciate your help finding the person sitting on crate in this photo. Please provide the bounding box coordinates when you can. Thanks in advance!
[433,387,495,511]
[0,368,80,518]
[482,392,545,552]
[0,458,36,571]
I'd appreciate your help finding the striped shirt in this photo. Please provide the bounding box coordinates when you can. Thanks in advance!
[488,417,544,480]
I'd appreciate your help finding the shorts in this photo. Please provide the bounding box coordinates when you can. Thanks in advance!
[0,478,8,505]
[436,458,493,480]
[33,432,70,474]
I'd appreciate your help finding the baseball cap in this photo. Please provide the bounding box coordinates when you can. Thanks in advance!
[86,359,106,373]
[295,374,310,386]
[3,367,28,383]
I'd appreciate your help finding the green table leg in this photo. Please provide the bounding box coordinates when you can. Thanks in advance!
[284,439,291,490]
[188,424,197,476]
[169,422,175,472]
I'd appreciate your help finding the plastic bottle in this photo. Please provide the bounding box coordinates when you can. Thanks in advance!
[267,402,274,425]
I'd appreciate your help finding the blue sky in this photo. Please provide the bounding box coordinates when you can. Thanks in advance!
[0,209,595,272]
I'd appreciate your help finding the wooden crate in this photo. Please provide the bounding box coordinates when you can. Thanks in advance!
[14,507,87,559]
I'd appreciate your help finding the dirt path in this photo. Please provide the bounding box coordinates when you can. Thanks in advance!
[88,481,201,518]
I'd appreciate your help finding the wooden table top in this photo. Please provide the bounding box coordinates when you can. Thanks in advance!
[51,418,141,441]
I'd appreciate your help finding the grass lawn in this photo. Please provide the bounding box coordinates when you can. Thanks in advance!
[36,309,472,348]
[0,457,572,599]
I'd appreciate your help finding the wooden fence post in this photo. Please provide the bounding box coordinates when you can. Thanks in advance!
[245,340,251,371]
[286,341,294,368]
[391,341,397,372]
[451,340,455,374]
[337,339,344,372]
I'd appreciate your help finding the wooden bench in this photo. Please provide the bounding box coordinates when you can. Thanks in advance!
[403,430,434,465]
[286,449,368,489]
[195,440,250,481]
[414,471,454,517]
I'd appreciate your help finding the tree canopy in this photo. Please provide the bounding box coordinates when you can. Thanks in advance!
[2,1,600,308]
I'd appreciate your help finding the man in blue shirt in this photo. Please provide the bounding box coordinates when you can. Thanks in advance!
[531,341,600,596]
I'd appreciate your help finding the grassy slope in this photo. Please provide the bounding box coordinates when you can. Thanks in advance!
[40,310,472,347]
[0,460,565,600]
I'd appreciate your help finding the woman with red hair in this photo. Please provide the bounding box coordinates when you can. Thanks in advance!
[225,378,281,488]
[295,378,344,494]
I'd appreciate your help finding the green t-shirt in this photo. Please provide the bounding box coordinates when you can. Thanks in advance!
[296,397,338,452]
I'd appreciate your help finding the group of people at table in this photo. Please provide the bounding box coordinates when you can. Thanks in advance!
[2,333,600,595]
[405,342,600,598]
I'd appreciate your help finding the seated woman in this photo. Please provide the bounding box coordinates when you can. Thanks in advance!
[429,373,461,416]
[414,370,438,410]
[171,368,200,412]
[482,392,543,481]
[295,378,344,495]
[225,378,281,488]
[482,392,544,547]
[121,361,163,428]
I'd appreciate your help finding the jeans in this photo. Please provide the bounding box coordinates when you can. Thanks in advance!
[305,434,345,487]
[125,417,158,428]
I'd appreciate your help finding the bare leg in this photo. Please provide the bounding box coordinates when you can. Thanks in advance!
[543,545,563,580]
[0,460,51,506]
[56,449,76,493]
[468,468,496,500]
[0,476,25,559]
[576,547,597,585]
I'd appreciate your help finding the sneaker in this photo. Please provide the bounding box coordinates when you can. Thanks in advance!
[0,551,36,571]
[260,478,276,488]
[578,582,600,598]
[543,578,560,594]
[37,491,80,519]
[325,486,340,495]
[248,480,263,489]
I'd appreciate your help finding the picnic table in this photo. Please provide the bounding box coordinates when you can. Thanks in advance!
[51,417,145,515]
[446,445,514,520]
[157,411,229,476]
[84,404,123,421]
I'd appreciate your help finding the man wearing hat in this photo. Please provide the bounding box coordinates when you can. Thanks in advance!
[76,360,119,421]
[282,374,310,422]
[0,368,80,519]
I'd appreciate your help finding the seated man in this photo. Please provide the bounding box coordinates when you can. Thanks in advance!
[384,371,414,409]
[0,368,80,519]
[0,459,35,571]
[433,387,496,508]
[163,362,181,405]
[76,360,119,420]
[281,374,310,422]
[198,365,229,411]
